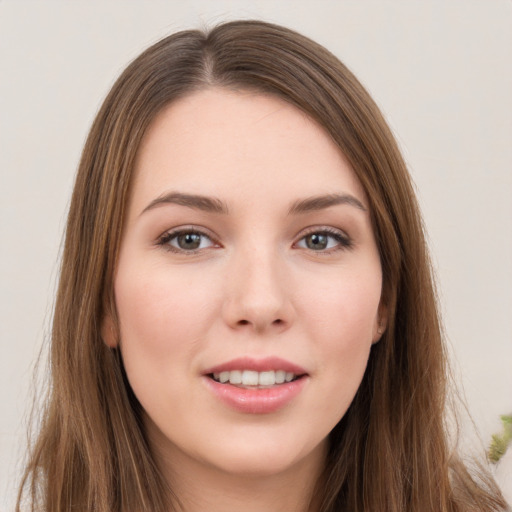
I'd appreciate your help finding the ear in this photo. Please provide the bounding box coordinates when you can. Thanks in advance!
[101,313,118,348]
[372,303,388,344]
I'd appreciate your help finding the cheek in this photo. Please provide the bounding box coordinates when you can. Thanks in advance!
[113,264,221,385]
[299,269,381,414]
[303,268,382,343]
[117,264,215,336]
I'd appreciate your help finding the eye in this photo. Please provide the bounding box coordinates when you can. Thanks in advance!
[295,229,352,252]
[158,229,217,253]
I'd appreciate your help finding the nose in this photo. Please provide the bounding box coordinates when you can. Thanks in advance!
[222,245,294,334]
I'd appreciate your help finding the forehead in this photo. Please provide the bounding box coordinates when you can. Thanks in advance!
[130,87,366,214]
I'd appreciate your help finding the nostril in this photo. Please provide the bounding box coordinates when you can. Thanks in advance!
[236,318,284,327]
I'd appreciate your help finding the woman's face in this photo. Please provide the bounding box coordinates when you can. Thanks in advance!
[107,88,384,479]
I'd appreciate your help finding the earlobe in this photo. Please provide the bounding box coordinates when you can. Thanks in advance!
[101,314,118,348]
[372,304,388,344]
[373,325,385,344]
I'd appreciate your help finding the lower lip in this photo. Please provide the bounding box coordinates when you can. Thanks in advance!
[203,376,308,414]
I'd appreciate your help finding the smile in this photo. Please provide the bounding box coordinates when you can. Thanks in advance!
[210,369,299,387]
[203,357,309,414]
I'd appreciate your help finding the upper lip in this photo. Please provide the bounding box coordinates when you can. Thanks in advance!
[203,356,308,375]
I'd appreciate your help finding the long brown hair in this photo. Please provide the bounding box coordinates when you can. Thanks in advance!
[17,20,508,512]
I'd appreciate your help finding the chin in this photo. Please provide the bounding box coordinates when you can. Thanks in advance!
[200,435,327,479]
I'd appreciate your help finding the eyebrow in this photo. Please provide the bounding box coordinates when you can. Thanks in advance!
[141,192,229,216]
[288,193,367,214]
[140,191,366,217]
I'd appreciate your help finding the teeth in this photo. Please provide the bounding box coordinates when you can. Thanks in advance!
[275,370,286,384]
[242,370,259,386]
[229,370,242,385]
[211,370,299,386]
[258,371,275,386]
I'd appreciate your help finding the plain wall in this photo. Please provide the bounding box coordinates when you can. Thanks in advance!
[1,1,511,509]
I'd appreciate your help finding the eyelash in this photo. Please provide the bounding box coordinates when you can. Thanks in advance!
[156,226,353,254]
[294,227,353,253]
[156,227,219,255]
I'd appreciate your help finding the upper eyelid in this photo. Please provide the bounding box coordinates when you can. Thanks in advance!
[156,226,221,253]
[295,225,350,239]
[293,226,353,252]
[159,225,218,241]
[156,225,351,247]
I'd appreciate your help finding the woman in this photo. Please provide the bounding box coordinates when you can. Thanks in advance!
[17,20,508,512]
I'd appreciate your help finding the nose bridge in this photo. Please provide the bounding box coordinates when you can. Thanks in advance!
[223,237,292,332]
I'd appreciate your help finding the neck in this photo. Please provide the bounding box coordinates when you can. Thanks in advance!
[148,427,326,512]
[172,465,323,512]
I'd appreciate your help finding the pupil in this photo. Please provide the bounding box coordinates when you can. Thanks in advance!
[178,233,201,250]
[307,233,327,250]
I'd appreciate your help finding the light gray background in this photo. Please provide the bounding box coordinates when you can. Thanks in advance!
[1,1,511,509]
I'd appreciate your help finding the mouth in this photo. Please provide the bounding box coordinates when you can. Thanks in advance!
[202,357,309,413]
[208,369,305,388]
